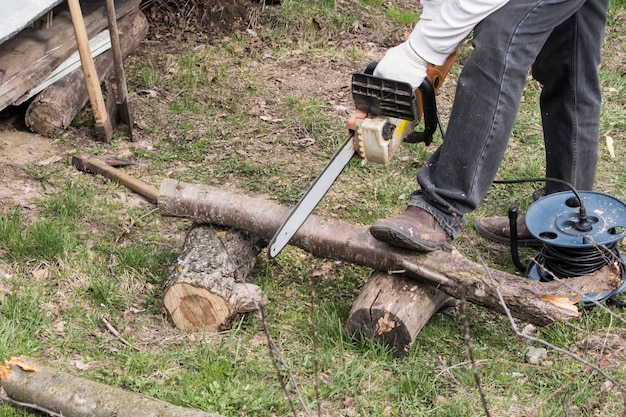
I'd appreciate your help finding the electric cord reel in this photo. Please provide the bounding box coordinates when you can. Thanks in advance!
[495,179,626,306]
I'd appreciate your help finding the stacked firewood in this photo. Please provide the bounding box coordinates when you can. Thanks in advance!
[0,0,147,136]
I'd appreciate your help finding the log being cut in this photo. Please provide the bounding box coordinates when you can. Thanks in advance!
[157,179,622,327]
[69,156,621,353]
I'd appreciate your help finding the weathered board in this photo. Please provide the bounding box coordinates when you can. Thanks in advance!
[25,10,148,136]
[0,0,65,44]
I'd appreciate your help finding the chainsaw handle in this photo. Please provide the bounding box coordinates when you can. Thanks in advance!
[408,51,457,145]
[409,78,437,146]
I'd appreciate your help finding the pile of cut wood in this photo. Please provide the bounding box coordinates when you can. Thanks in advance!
[0,0,147,138]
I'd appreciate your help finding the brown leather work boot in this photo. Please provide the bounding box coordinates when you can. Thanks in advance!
[474,215,540,247]
[370,206,453,252]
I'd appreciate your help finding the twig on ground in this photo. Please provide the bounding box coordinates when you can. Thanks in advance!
[0,392,64,417]
[308,274,323,417]
[208,221,312,417]
[107,207,159,279]
[258,306,310,417]
[102,317,140,351]
[459,294,491,417]
[527,368,587,416]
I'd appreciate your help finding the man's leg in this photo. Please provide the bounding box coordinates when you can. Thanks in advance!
[533,0,609,193]
[475,0,609,245]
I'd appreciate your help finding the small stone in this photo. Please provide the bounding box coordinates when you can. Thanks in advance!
[525,346,547,364]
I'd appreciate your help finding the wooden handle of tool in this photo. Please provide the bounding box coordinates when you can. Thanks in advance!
[105,0,133,135]
[67,0,112,141]
[72,154,159,204]
[105,0,127,102]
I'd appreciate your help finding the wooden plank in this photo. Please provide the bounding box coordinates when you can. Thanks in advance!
[25,11,148,136]
[16,29,112,105]
[0,0,65,44]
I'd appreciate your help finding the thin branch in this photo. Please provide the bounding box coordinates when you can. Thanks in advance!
[463,236,626,396]
[108,207,159,279]
[257,306,306,417]
[0,393,64,417]
[527,369,586,416]
[459,294,491,417]
[208,222,312,417]
[102,317,140,351]
[308,275,323,417]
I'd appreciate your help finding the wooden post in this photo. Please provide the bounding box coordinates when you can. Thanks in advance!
[67,0,113,142]
[105,0,134,137]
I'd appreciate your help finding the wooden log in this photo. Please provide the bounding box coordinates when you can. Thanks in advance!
[346,270,458,357]
[157,179,623,327]
[17,29,113,105]
[164,224,266,332]
[0,0,141,111]
[26,10,148,137]
[106,0,134,137]
[0,357,224,417]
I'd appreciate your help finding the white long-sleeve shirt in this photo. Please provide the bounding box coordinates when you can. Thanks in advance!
[409,0,510,65]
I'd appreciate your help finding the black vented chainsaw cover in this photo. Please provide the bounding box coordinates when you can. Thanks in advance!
[351,73,420,122]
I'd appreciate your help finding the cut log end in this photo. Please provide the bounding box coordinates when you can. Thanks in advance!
[346,308,413,357]
[164,283,232,332]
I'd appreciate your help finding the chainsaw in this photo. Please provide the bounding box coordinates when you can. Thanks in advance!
[268,52,457,258]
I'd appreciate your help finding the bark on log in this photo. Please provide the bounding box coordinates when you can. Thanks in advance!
[157,179,623,327]
[0,0,141,111]
[345,270,458,357]
[164,224,266,332]
[0,357,224,417]
[25,10,148,137]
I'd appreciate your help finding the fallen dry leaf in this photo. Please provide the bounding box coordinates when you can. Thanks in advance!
[31,268,49,280]
[0,365,10,379]
[7,357,37,372]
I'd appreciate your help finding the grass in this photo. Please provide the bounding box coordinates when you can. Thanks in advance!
[1,1,625,416]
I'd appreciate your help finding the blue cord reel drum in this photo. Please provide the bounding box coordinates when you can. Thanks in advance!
[525,191,626,305]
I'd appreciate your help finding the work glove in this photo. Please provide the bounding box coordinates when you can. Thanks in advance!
[373,40,428,89]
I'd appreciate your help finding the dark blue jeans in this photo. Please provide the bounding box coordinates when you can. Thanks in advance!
[409,0,610,238]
